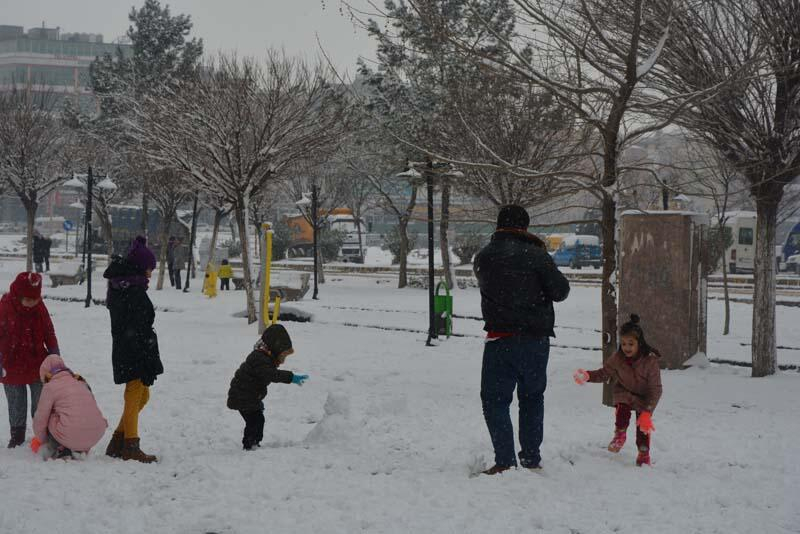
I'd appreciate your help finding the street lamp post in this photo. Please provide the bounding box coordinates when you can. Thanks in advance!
[64,167,116,307]
[398,159,462,346]
[311,185,319,300]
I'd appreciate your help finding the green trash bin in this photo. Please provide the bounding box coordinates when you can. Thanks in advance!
[434,281,453,337]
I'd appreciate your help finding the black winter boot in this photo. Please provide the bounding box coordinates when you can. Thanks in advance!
[7,426,25,448]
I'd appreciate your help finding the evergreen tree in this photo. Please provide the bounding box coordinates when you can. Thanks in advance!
[90,0,203,117]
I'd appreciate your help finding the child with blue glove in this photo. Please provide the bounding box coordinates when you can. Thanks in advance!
[226,324,308,450]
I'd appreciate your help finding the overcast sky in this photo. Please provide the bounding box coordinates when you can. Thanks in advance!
[7,0,378,72]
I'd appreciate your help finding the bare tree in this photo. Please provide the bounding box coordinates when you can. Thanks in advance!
[60,101,134,258]
[341,169,375,263]
[148,170,191,290]
[0,88,66,271]
[283,156,349,283]
[343,121,420,288]
[126,52,348,322]
[650,0,800,376]
[204,194,232,269]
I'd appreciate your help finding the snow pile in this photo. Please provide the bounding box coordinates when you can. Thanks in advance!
[303,392,354,445]
[685,351,710,369]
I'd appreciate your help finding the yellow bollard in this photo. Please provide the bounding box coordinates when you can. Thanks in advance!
[261,223,281,327]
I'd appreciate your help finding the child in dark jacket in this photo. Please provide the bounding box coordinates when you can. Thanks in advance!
[226,324,308,450]
[573,315,663,466]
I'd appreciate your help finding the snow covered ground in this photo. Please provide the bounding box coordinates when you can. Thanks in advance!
[0,259,797,533]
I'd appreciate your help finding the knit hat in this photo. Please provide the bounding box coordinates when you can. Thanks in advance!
[619,314,658,357]
[10,272,43,300]
[39,354,67,383]
[496,205,530,230]
[126,236,157,273]
[261,324,293,356]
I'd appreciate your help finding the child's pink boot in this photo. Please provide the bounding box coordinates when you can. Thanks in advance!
[608,429,626,453]
[636,447,651,466]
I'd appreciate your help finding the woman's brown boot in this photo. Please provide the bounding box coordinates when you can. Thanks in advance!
[105,431,125,458]
[121,438,157,463]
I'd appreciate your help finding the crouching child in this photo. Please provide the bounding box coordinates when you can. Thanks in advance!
[32,355,108,459]
[226,325,308,450]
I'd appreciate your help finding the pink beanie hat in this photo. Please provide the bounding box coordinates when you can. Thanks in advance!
[39,354,67,382]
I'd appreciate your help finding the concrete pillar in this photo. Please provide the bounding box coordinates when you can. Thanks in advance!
[619,212,709,369]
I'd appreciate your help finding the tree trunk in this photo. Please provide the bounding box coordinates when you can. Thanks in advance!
[722,240,731,336]
[751,197,778,377]
[155,219,170,290]
[101,214,114,258]
[206,209,223,268]
[253,221,263,267]
[356,209,365,262]
[315,243,326,284]
[25,201,36,272]
[186,197,199,285]
[398,221,410,289]
[600,195,618,406]
[229,218,238,245]
[440,180,454,290]
[234,203,257,324]
[141,189,149,237]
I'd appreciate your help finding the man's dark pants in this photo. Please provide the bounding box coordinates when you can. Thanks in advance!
[481,335,549,468]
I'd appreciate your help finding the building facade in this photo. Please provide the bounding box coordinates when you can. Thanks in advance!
[0,23,131,114]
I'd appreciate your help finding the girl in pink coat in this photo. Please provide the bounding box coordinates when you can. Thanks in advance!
[32,355,107,459]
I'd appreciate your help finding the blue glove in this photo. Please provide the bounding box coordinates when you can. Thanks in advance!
[291,374,309,386]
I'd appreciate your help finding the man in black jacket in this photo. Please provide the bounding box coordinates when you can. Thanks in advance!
[473,205,570,474]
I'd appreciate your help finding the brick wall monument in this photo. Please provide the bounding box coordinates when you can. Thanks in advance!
[618,212,709,370]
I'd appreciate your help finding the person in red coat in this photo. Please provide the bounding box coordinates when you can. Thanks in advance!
[0,272,60,448]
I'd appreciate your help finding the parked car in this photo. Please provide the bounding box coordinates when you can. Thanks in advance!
[551,235,602,269]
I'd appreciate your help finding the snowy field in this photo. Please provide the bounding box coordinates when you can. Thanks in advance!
[0,258,798,533]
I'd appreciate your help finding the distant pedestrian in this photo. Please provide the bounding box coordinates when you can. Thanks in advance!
[32,232,45,273]
[0,272,60,448]
[573,314,662,467]
[226,325,308,450]
[43,236,52,272]
[172,237,187,290]
[473,204,570,475]
[218,259,233,291]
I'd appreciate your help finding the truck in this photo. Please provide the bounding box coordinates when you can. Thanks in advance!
[285,208,364,262]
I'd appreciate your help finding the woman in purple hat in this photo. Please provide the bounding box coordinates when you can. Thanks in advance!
[101,236,163,463]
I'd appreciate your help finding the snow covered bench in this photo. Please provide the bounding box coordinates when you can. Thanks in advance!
[233,272,311,301]
[270,273,310,302]
[49,263,86,288]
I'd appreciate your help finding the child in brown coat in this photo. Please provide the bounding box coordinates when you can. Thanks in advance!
[573,314,662,466]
